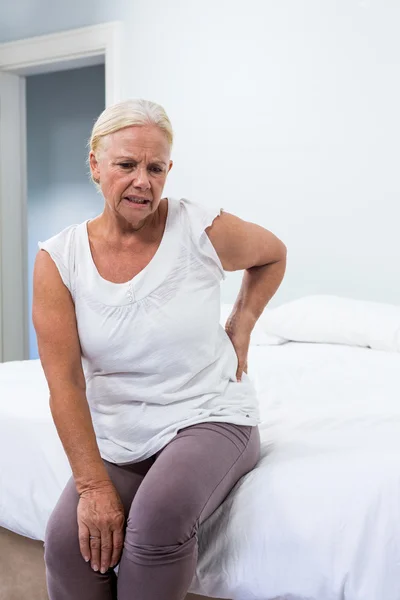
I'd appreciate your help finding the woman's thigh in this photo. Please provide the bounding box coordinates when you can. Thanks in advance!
[126,423,261,545]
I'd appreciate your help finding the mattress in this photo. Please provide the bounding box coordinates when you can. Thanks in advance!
[1,343,400,600]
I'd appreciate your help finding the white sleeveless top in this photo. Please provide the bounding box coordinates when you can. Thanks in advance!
[39,198,260,464]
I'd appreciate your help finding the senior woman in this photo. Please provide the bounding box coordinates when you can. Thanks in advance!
[33,99,286,600]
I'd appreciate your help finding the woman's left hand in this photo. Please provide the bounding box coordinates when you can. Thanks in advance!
[224,314,253,382]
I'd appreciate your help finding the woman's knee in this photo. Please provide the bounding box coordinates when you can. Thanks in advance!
[44,491,81,570]
[126,490,197,549]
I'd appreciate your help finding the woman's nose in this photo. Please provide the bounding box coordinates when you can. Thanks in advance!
[133,167,150,189]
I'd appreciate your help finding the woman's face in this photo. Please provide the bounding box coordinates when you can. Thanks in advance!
[89,125,173,227]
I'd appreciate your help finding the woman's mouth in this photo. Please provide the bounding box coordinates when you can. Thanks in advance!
[123,196,151,206]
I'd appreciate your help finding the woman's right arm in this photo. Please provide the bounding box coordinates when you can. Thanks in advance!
[33,250,110,494]
[33,250,125,573]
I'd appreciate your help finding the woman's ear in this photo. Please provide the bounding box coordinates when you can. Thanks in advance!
[89,151,100,183]
[168,160,173,173]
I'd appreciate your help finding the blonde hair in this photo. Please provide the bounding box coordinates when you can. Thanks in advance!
[89,98,173,164]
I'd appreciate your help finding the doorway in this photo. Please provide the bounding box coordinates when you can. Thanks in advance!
[0,22,121,362]
[27,64,105,358]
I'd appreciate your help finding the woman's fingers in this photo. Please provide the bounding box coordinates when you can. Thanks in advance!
[89,533,102,572]
[80,526,123,573]
[111,528,125,568]
[100,530,113,573]
[77,486,126,572]
[236,355,248,382]
[225,322,251,383]
[78,521,91,563]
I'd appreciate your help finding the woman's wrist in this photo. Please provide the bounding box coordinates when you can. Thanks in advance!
[78,482,116,499]
[75,468,113,496]
[228,304,258,333]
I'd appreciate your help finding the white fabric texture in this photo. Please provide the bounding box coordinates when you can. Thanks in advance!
[1,342,400,600]
[260,294,400,352]
[38,198,260,464]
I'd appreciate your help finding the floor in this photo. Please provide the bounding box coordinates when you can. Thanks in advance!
[0,527,222,600]
[0,527,48,600]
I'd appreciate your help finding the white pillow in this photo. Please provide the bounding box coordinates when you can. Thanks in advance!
[220,304,286,346]
[259,295,400,352]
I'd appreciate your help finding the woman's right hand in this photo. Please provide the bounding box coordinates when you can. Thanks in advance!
[77,483,126,573]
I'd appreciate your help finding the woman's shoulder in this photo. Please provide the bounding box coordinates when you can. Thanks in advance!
[37,221,87,293]
[38,221,84,251]
[172,197,225,280]
[174,197,223,234]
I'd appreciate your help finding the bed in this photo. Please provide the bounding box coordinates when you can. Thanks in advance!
[1,295,400,600]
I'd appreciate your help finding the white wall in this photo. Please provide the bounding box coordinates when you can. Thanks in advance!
[119,0,400,307]
[3,0,400,309]
[26,65,105,359]
[0,0,127,42]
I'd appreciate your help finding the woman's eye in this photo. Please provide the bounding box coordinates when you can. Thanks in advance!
[119,163,134,169]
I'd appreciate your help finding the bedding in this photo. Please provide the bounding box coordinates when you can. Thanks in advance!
[1,295,400,600]
[260,294,400,352]
[1,342,400,600]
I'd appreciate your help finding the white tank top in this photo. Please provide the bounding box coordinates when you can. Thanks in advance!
[39,198,260,464]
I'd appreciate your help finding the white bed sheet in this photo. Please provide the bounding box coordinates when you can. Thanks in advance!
[1,343,400,600]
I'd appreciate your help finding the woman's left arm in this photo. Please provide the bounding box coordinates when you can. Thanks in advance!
[206,211,287,381]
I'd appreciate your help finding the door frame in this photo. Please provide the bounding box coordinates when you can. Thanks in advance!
[0,22,122,361]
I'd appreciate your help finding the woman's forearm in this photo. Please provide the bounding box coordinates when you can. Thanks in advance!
[50,386,112,495]
[233,256,287,329]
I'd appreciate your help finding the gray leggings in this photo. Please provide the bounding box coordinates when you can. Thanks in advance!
[44,422,261,600]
